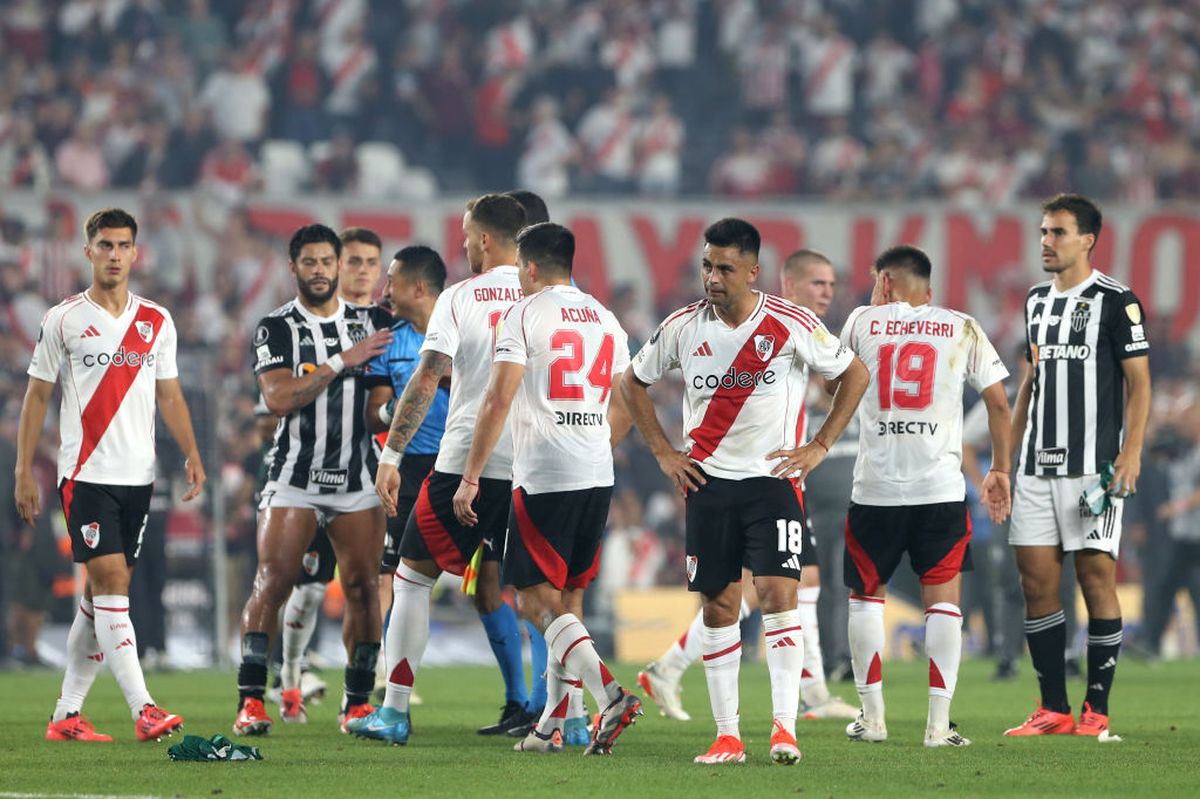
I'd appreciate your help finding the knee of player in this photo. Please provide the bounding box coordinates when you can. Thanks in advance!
[1074,566,1116,601]
[1017,571,1059,604]
[252,564,299,604]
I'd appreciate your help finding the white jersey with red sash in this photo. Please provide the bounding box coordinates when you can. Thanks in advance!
[28,291,178,490]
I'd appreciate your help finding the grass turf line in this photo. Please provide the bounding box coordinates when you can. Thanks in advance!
[0,660,1195,798]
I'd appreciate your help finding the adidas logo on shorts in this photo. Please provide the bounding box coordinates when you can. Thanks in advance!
[780,554,802,571]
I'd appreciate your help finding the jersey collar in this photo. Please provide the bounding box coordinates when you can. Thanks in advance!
[1048,270,1098,298]
[293,295,346,323]
[712,290,766,330]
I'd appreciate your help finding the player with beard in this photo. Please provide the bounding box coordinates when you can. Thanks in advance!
[234,224,393,736]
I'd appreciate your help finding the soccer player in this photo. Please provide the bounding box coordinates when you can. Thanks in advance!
[274,226,387,723]
[16,208,204,742]
[505,189,551,226]
[622,218,868,765]
[638,249,857,722]
[352,194,531,745]
[233,224,393,736]
[1004,194,1151,739]
[839,245,1012,747]
[450,221,642,755]
[365,247,448,618]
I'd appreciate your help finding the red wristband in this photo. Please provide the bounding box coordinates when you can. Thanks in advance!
[461,477,478,487]
[813,438,829,453]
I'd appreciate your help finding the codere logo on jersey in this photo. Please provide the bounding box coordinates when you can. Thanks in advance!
[82,347,157,368]
[692,365,776,391]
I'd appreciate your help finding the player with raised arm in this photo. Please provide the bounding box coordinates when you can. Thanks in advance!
[1004,194,1151,740]
[450,221,641,755]
[351,194,532,745]
[839,245,1011,748]
[638,249,857,722]
[275,226,387,723]
[622,219,869,765]
[233,224,393,736]
[16,208,205,742]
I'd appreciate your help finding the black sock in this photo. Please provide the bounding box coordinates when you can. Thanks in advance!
[343,641,380,709]
[1025,610,1069,714]
[238,632,270,704]
[1084,617,1122,715]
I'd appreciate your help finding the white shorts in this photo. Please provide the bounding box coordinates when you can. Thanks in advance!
[258,481,379,526]
[1009,474,1123,558]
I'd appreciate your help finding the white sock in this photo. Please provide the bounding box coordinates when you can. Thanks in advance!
[52,599,104,722]
[546,613,621,708]
[567,680,586,720]
[535,659,576,735]
[382,563,435,713]
[281,583,325,690]
[797,585,829,706]
[848,595,886,725]
[659,608,705,674]
[924,603,963,733]
[92,595,153,718]
[763,609,804,737]
[702,623,741,739]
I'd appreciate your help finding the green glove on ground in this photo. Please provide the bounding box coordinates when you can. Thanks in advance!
[168,734,263,762]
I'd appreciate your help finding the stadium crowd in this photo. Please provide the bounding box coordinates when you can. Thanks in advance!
[1,0,1200,200]
[1,0,1199,671]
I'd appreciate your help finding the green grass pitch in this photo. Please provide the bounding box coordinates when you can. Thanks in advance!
[0,659,1195,798]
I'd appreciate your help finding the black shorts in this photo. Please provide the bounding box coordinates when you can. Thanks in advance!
[793,482,820,568]
[382,454,437,574]
[685,475,807,594]
[504,486,613,590]
[399,470,510,576]
[59,480,153,566]
[843,500,973,595]
[296,527,337,585]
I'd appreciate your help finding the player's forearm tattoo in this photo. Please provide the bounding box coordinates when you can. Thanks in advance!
[287,369,337,409]
[385,351,452,453]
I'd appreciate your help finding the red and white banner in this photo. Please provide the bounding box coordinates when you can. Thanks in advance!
[3,192,1198,345]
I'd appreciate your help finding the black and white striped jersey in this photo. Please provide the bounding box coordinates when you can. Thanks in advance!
[1020,271,1149,477]
[252,298,391,493]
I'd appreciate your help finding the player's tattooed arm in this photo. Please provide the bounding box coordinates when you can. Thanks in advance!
[260,329,391,416]
[385,350,452,454]
[259,367,338,416]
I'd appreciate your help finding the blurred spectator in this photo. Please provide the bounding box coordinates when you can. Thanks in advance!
[199,47,270,144]
[171,0,230,70]
[54,122,109,191]
[0,117,52,189]
[633,94,683,196]
[798,15,857,121]
[199,137,259,204]
[517,96,576,200]
[313,128,358,192]
[274,30,327,145]
[576,88,637,194]
[710,126,772,198]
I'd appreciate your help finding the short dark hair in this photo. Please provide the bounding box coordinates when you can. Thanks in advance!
[704,217,760,257]
[289,223,342,262]
[1041,193,1103,241]
[465,193,526,242]
[515,222,575,276]
[504,190,550,225]
[392,245,447,292]
[783,248,832,276]
[340,226,383,251]
[874,244,932,280]
[85,208,138,242]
